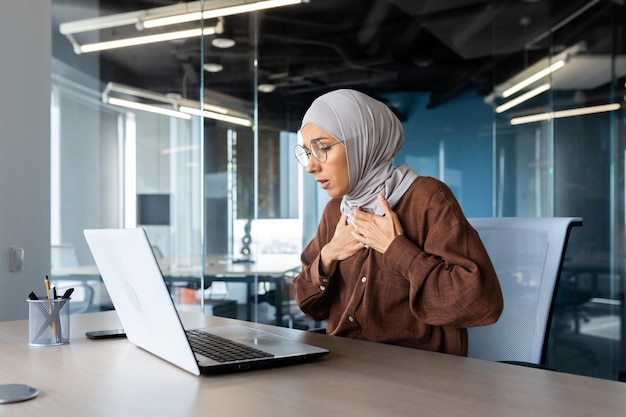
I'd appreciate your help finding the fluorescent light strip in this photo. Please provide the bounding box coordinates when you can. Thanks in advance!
[142,0,304,28]
[495,83,551,113]
[510,103,621,125]
[78,26,218,54]
[103,82,252,126]
[60,10,144,35]
[106,97,192,119]
[179,106,252,127]
[502,60,565,98]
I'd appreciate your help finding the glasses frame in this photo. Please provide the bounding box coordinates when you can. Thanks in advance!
[294,137,345,167]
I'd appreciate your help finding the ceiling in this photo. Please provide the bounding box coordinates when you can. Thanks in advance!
[52,0,626,129]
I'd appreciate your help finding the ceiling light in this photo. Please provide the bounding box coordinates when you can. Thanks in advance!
[140,0,308,29]
[502,61,564,98]
[102,82,252,127]
[257,83,277,93]
[492,43,585,99]
[211,38,236,49]
[203,63,224,73]
[105,97,192,119]
[495,83,551,113]
[178,106,252,127]
[510,103,621,125]
[78,26,220,54]
[60,0,307,54]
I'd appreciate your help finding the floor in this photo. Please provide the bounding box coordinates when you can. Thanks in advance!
[547,302,625,381]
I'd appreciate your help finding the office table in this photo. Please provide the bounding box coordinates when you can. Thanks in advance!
[2,311,626,417]
[51,254,301,325]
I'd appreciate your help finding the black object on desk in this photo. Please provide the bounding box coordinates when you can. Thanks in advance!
[86,329,127,339]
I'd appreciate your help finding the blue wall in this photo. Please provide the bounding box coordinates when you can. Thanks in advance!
[384,88,494,217]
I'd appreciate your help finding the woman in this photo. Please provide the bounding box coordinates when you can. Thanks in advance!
[292,89,503,356]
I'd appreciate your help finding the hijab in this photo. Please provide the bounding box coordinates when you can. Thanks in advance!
[301,89,419,216]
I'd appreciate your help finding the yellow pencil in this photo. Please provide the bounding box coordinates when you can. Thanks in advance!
[44,275,52,300]
[44,275,59,341]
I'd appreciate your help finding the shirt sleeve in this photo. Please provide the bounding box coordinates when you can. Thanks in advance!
[383,185,503,328]
[292,199,341,322]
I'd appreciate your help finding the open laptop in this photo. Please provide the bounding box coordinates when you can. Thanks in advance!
[83,228,329,376]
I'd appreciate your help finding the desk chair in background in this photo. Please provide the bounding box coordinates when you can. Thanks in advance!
[51,244,98,314]
[467,217,583,367]
[279,266,326,330]
[247,266,322,330]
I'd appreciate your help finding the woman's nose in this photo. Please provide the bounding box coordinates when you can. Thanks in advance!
[306,156,319,173]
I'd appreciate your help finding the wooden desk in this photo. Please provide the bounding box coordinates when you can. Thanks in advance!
[2,311,626,416]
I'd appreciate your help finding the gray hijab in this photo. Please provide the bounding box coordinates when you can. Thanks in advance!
[301,89,419,216]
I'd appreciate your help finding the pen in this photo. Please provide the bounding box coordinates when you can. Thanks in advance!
[51,286,62,342]
[61,288,74,299]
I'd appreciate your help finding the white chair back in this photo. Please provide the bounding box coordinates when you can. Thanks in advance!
[467,217,583,365]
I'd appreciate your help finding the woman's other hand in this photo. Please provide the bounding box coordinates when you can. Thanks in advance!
[350,194,404,254]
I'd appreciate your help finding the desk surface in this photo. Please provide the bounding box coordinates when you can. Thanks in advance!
[1,311,625,417]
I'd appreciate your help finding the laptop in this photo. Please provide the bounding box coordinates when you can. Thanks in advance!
[83,228,329,376]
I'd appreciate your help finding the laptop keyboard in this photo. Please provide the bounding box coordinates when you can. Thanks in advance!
[186,329,274,363]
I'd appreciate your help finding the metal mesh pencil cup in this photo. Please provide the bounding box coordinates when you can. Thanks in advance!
[27,298,70,346]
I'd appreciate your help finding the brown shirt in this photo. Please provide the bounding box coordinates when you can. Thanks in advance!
[293,176,503,356]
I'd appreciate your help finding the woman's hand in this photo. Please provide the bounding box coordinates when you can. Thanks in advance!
[349,194,404,254]
[319,214,364,274]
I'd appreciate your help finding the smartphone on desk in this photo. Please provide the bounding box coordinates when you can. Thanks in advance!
[86,329,126,340]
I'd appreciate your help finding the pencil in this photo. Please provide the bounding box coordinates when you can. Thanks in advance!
[44,275,60,342]
[44,275,52,300]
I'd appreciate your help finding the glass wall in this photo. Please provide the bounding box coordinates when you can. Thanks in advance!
[51,1,306,326]
[491,1,626,380]
[51,0,626,381]
[50,7,207,315]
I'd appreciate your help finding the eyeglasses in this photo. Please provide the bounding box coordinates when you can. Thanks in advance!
[294,137,345,167]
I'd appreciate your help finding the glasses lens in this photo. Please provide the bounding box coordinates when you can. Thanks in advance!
[294,145,309,166]
[310,140,326,163]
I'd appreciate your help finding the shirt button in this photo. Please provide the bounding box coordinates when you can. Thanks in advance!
[322,278,329,283]
[361,276,367,283]
[320,285,326,291]
[348,316,354,322]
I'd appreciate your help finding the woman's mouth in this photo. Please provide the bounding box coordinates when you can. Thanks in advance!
[318,179,330,190]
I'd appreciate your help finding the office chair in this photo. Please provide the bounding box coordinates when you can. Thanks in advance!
[467,217,583,367]
[279,266,326,330]
[55,283,95,314]
[51,244,99,314]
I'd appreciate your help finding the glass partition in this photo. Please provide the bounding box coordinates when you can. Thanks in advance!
[51,0,626,381]
[491,1,626,380]
[51,1,305,327]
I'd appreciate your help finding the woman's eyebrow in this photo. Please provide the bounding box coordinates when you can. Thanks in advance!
[311,136,329,142]
[301,137,326,148]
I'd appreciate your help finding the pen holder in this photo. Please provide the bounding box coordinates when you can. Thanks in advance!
[27,298,70,346]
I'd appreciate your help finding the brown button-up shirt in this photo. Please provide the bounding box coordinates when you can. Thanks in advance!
[294,176,503,356]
